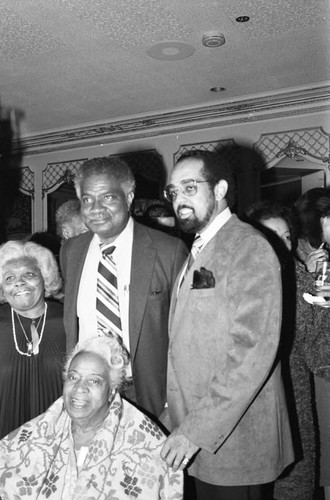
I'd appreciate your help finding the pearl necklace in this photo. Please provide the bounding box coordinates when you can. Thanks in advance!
[11,303,48,357]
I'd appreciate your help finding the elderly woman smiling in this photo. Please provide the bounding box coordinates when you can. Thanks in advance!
[0,334,183,500]
[0,240,66,439]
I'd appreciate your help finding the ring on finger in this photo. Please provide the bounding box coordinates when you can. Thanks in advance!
[182,457,189,466]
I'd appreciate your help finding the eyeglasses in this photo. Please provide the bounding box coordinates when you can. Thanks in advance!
[163,179,208,202]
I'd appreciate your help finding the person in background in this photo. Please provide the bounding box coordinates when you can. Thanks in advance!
[55,198,88,241]
[245,200,297,252]
[295,187,329,272]
[160,150,293,500]
[0,334,183,499]
[295,188,330,500]
[246,200,317,500]
[141,202,195,248]
[0,240,66,439]
[60,156,188,420]
[141,203,177,233]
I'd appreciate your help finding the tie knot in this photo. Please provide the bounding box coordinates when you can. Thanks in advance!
[101,245,116,256]
[192,234,202,246]
[185,235,203,273]
[191,235,203,258]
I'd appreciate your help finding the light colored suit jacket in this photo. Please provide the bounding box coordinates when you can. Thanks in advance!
[60,220,188,418]
[167,214,294,485]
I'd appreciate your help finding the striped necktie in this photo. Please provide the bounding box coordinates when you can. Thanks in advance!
[96,245,122,336]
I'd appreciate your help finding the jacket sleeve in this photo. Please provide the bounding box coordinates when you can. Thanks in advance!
[170,239,189,288]
[59,238,71,292]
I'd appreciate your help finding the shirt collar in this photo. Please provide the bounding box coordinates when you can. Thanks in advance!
[198,207,232,247]
[93,216,134,253]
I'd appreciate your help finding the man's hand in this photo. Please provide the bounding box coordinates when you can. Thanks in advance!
[160,427,200,472]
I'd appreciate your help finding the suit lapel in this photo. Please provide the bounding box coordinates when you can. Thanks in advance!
[169,235,218,339]
[168,261,186,331]
[129,223,156,362]
[67,232,93,302]
[170,216,238,338]
[63,231,93,343]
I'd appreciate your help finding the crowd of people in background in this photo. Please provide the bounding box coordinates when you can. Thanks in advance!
[0,148,329,500]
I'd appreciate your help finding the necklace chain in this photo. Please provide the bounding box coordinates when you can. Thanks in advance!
[16,313,42,345]
[11,303,48,357]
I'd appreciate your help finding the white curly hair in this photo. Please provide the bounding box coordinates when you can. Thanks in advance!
[64,333,131,391]
[0,240,62,302]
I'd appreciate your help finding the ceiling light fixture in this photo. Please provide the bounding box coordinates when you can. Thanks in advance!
[202,32,225,48]
[236,15,250,22]
[210,87,226,92]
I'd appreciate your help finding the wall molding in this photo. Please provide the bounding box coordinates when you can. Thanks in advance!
[255,126,330,167]
[16,84,330,155]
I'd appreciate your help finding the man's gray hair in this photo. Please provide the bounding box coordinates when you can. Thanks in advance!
[74,156,136,200]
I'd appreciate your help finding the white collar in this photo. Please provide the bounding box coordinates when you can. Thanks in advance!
[198,207,232,247]
[93,216,134,253]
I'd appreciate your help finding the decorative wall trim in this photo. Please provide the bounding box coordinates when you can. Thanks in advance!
[174,139,235,163]
[42,158,87,197]
[16,85,330,155]
[19,166,35,198]
[254,126,330,168]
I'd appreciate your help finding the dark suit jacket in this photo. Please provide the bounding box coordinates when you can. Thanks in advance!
[60,220,188,418]
[167,214,294,484]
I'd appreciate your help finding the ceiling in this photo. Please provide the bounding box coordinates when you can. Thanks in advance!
[1,0,330,137]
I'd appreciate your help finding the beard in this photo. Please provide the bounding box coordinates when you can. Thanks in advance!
[176,200,215,234]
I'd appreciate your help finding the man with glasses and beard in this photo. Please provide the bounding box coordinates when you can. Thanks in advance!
[160,150,293,500]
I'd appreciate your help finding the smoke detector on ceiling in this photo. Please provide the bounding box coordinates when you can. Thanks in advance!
[202,32,225,48]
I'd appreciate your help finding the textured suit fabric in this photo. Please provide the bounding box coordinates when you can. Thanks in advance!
[167,214,294,485]
[60,220,188,418]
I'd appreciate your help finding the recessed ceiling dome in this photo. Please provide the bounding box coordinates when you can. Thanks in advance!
[147,42,195,61]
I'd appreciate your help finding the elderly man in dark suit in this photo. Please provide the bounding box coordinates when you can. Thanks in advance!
[160,150,294,500]
[60,156,188,419]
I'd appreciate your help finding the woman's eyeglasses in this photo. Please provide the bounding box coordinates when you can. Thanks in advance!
[163,179,208,202]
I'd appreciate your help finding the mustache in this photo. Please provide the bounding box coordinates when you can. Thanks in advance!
[176,204,194,212]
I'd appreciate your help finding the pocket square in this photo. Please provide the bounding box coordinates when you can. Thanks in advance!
[192,267,215,289]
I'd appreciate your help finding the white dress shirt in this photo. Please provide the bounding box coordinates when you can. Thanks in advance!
[77,217,133,355]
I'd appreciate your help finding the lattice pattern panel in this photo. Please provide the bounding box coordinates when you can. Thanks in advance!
[254,128,330,163]
[20,166,34,196]
[174,139,236,164]
[42,159,87,196]
[43,151,165,201]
